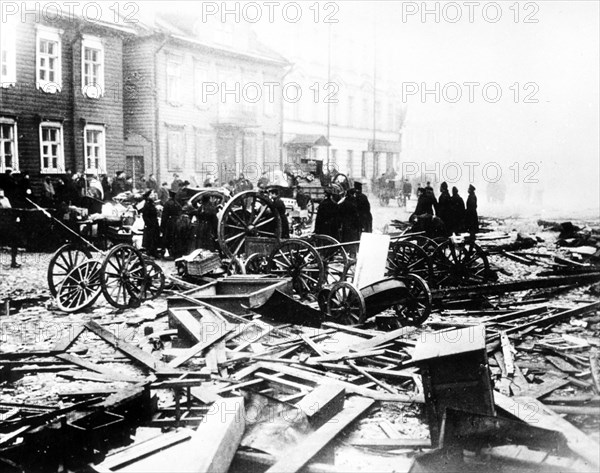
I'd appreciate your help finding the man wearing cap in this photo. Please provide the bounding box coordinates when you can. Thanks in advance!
[338,188,362,256]
[161,190,183,258]
[437,182,452,235]
[268,187,289,238]
[354,181,372,233]
[465,184,479,237]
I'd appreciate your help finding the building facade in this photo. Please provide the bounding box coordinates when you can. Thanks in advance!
[122,13,289,187]
[0,14,133,190]
[259,20,405,187]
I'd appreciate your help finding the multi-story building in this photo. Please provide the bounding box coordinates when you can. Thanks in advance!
[0,11,134,190]
[258,19,405,186]
[122,12,289,186]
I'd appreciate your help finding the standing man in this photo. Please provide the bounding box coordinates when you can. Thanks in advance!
[268,187,289,238]
[450,186,466,234]
[171,173,183,194]
[465,184,479,237]
[314,188,339,240]
[157,181,169,206]
[161,191,183,259]
[338,189,362,256]
[437,182,452,235]
[354,181,372,233]
[141,190,160,258]
[112,171,127,196]
[0,189,21,268]
[145,173,159,192]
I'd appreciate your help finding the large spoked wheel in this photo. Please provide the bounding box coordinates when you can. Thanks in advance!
[245,253,269,274]
[386,240,433,282]
[431,239,491,287]
[306,199,316,224]
[267,239,325,297]
[393,274,432,327]
[218,191,281,258]
[48,243,92,297]
[332,173,349,191]
[188,190,228,211]
[55,260,102,313]
[326,282,366,325]
[100,244,148,309]
[304,234,349,285]
[143,260,165,300]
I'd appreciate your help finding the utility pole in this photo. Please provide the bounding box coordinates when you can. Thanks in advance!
[326,22,332,174]
[372,7,378,181]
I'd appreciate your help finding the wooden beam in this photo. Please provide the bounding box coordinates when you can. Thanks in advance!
[167,326,233,369]
[265,397,374,473]
[295,385,345,429]
[55,353,142,383]
[84,321,170,372]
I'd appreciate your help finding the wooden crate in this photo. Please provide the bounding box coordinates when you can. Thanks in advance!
[245,236,279,256]
[187,253,221,276]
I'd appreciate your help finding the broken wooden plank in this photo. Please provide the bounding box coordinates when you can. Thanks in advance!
[590,350,600,394]
[495,391,600,469]
[294,385,345,429]
[500,332,514,376]
[301,334,326,357]
[348,438,431,449]
[347,327,416,353]
[265,397,374,473]
[167,325,234,369]
[55,353,142,383]
[545,355,578,374]
[52,325,85,352]
[84,321,170,372]
[234,451,340,473]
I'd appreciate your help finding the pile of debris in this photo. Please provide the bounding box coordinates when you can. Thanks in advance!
[0,219,599,473]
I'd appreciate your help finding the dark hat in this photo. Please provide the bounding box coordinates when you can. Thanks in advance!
[182,180,190,186]
[353,181,363,189]
[440,182,448,190]
[469,184,476,191]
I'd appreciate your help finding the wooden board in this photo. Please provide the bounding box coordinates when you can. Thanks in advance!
[265,397,374,473]
[295,385,345,429]
[353,233,390,289]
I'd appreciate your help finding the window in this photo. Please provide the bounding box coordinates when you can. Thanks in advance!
[194,130,212,172]
[194,61,209,109]
[167,127,185,171]
[0,119,18,172]
[166,55,182,105]
[346,150,353,176]
[347,96,354,127]
[39,122,64,173]
[81,36,104,98]
[84,125,106,173]
[1,20,16,87]
[36,25,62,93]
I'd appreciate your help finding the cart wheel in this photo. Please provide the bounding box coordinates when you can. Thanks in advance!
[306,199,316,223]
[245,253,269,274]
[393,274,432,326]
[332,173,349,191]
[304,234,349,285]
[48,243,92,297]
[143,260,165,300]
[326,282,366,325]
[386,241,433,282]
[100,244,148,309]
[218,191,281,258]
[343,259,356,283]
[431,239,491,287]
[55,260,102,313]
[268,239,325,297]
[223,257,246,276]
[406,236,442,255]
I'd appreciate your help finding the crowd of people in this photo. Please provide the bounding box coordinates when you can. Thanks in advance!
[409,181,479,239]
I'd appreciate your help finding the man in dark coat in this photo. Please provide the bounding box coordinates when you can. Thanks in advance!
[354,181,372,233]
[161,191,182,258]
[157,182,169,206]
[314,188,339,240]
[112,171,127,196]
[437,182,452,235]
[141,190,160,257]
[194,194,218,251]
[413,187,437,217]
[465,184,479,237]
[338,189,362,256]
[269,187,289,238]
[449,186,466,234]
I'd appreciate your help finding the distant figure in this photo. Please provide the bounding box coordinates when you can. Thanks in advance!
[338,189,362,256]
[425,181,434,195]
[235,173,253,193]
[42,176,55,208]
[402,178,412,201]
[112,171,127,196]
[257,171,270,189]
[194,194,218,251]
[0,189,21,268]
[176,180,190,204]
[0,169,17,201]
[125,175,134,192]
[294,186,310,210]
[449,186,466,234]
[161,191,182,258]
[171,173,183,193]
[437,182,452,235]
[354,181,372,233]
[145,173,159,192]
[268,187,289,238]
[465,184,479,237]
[413,187,436,217]
[157,182,169,206]
[203,174,216,187]
[141,190,160,258]
[314,188,339,240]
[100,174,111,201]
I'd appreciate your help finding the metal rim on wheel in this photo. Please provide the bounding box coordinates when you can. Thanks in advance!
[386,240,433,282]
[267,239,325,297]
[100,244,148,309]
[393,274,432,326]
[326,281,366,325]
[304,234,348,285]
[144,260,165,300]
[431,239,490,287]
[55,260,102,313]
[218,190,281,258]
[47,243,92,297]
